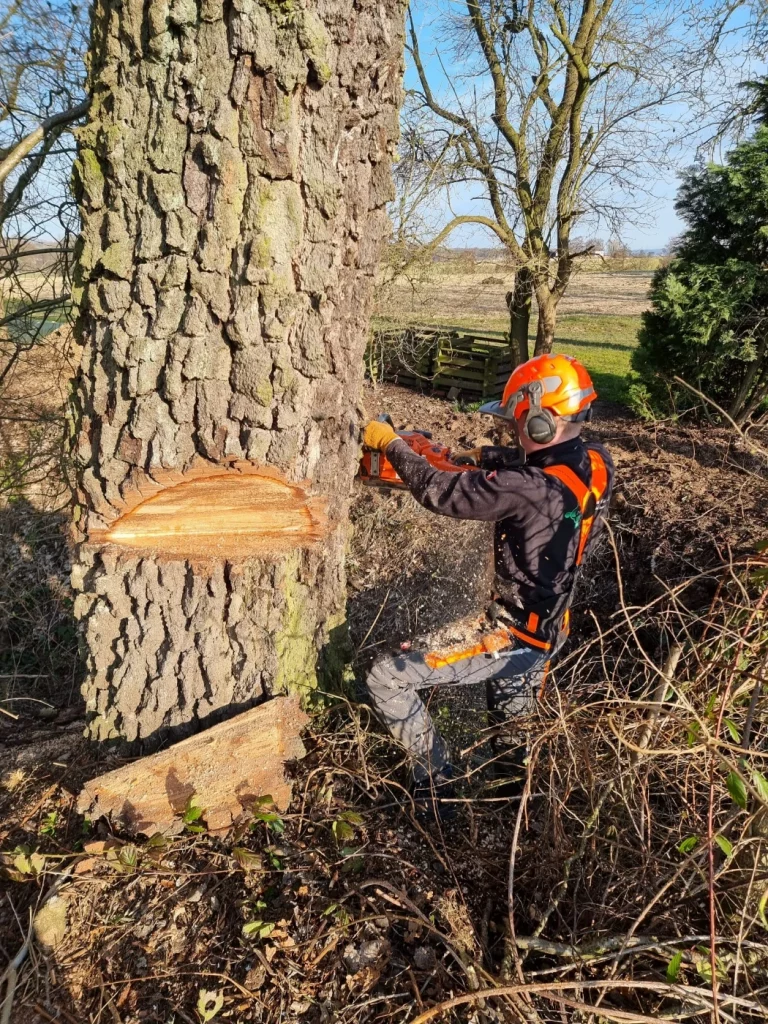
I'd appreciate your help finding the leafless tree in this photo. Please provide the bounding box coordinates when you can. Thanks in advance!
[403,0,736,361]
[0,0,87,380]
[374,117,458,313]
[682,0,768,148]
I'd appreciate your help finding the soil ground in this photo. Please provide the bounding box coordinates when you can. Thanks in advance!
[1,370,767,1022]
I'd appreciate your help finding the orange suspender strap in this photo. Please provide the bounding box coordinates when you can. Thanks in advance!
[543,451,608,566]
[579,451,609,563]
[505,624,552,651]
[425,455,609,664]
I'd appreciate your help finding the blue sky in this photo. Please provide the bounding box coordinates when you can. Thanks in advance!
[402,0,764,252]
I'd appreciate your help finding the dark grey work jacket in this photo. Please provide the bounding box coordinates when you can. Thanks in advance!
[387,436,615,647]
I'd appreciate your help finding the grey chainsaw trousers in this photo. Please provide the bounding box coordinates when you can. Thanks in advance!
[365,642,550,781]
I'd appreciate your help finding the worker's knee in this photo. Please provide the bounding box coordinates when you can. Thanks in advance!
[365,656,414,705]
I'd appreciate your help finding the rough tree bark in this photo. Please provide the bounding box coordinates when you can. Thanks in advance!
[533,286,557,356]
[70,0,406,745]
[506,266,533,366]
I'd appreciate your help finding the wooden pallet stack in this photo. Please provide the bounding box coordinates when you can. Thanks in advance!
[368,322,513,402]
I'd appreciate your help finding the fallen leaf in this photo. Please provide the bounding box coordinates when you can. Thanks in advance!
[196,988,223,1022]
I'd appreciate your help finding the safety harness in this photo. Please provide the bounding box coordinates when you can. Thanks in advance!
[422,449,610,670]
[504,449,610,651]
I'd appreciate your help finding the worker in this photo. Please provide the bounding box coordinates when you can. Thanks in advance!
[362,354,614,821]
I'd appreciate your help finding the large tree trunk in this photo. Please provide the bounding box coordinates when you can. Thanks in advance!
[70,0,406,746]
[506,265,532,366]
[534,286,557,355]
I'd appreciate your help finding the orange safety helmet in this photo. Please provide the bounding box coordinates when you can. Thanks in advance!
[479,354,597,444]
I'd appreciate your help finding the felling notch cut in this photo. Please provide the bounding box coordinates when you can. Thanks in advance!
[85,459,328,560]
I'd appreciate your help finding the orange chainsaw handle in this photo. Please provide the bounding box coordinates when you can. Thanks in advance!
[376,416,478,474]
[397,431,477,473]
[358,414,481,486]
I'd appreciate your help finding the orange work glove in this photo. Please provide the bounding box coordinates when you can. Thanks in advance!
[363,420,398,451]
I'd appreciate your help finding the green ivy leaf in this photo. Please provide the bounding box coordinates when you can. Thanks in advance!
[724,718,741,743]
[727,771,748,809]
[250,800,285,835]
[666,951,683,982]
[182,796,205,827]
[12,851,31,875]
[758,888,768,930]
[118,844,138,869]
[332,819,355,844]
[39,812,58,837]
[752,771,768,803]
[11,845,45,877]
[242,920,276,941]
[696,958,712,983]
[341,811,364,826]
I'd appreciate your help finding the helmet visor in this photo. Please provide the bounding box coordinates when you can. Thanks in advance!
[478,399,506,417]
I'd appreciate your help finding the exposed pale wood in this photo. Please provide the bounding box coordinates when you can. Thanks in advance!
[77,696,309,835]
[88,466,327,559]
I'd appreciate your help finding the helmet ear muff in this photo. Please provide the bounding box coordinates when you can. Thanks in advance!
[525,411,557,444]
[522,380,557,444]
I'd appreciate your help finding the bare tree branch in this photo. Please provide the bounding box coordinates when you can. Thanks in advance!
[0,99,88,186]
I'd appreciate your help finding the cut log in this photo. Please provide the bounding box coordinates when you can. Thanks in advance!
[77,697,308,835]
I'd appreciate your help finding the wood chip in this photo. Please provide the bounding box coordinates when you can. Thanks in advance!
[77,697,308,835]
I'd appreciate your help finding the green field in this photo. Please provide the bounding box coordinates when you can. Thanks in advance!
[549,314,640,405]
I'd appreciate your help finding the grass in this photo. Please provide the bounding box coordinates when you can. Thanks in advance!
[552,313,640,405]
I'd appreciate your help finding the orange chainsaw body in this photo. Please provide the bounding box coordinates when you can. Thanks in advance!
[357,429,478,488]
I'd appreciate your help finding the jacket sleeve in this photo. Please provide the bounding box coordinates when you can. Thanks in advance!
[386,439,538,523]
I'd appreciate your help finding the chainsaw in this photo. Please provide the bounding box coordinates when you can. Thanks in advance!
[357,415,520,489]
